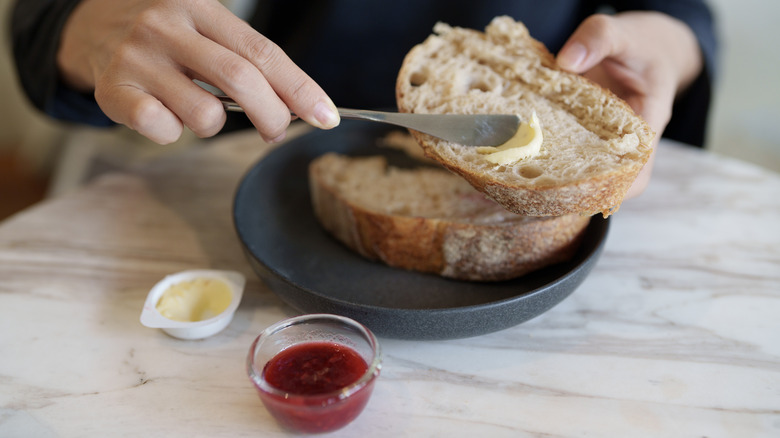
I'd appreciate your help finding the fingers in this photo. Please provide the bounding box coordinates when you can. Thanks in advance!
[69,0,338,144]
[96,84,183,145]
[172,31,293,142]
[557,14,627,74]
[625,148,656,199]
[98,71,230,145]
[191,2,340,135]
[93,38,228,144]
[556,13,659,201]
[557,13,675,133]
[554,11,705,201]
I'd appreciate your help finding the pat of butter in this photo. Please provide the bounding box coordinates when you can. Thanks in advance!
[155,278,232,322]
[477,111,542,165]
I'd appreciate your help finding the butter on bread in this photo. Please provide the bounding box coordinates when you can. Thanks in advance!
[309,152,590,282]
[395,16,654,217]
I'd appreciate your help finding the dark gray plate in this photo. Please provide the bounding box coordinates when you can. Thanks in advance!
[233,121,609,340]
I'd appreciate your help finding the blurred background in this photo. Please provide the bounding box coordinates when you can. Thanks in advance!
[1,0,779,221]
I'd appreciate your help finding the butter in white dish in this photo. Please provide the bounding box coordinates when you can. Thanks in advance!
[140,270,245,340]
[156,277,233,322]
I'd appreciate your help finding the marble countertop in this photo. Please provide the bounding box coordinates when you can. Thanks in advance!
[1,125,778,437]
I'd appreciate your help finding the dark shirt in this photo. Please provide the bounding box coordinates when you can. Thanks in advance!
[10,0,717,146]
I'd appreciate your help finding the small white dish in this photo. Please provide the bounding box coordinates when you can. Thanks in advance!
[140,269,246,340]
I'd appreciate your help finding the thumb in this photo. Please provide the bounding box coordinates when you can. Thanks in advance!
[556,14,625,73]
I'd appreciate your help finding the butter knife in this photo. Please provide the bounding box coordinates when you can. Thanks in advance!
[217,96,519,146]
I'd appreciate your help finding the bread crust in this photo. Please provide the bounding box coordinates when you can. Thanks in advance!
[395,17,654,217]
[309,153,590,282]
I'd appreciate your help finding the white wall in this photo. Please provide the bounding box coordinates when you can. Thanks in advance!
[704,0,780,171]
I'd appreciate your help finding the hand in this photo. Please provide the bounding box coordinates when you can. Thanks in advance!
[556,12,702,198]
[57,0,340,144]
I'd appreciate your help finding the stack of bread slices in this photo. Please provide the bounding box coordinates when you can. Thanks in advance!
[309,16,653,281]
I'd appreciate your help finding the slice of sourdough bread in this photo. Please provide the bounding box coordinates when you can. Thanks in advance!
[309,152,590,281]
[396,16,654,217]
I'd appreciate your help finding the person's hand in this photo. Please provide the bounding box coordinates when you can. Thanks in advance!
[57,0,340,144]
[556,12,702,197]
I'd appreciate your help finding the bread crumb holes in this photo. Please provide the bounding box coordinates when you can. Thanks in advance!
[468,79,492,93]
[410,71,428,86]
[518,165,543,179]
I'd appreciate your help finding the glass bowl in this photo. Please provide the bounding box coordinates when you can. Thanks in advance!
[247,314,382,433]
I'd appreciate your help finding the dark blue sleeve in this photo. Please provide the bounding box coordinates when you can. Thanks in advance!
[11,0,114,126]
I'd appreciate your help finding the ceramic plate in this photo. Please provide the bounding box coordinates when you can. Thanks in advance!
[233,121,609,340]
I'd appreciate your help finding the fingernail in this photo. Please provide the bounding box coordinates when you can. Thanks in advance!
[313,100,340,129]
[558,42,587,71]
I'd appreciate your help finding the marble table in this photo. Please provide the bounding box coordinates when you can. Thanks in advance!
[1,124,778,437]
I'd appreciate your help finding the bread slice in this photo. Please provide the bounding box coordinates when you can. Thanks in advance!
[309,152,590,281]
[396,16,654,217]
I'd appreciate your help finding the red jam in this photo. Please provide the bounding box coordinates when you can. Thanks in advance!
[263,342,368,394]
[257,342,375,433]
